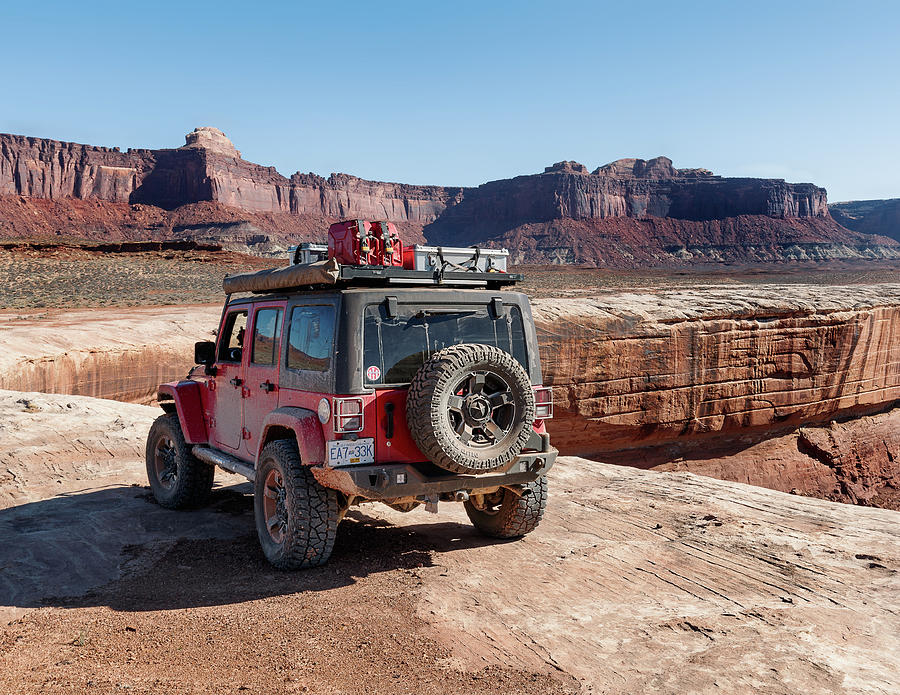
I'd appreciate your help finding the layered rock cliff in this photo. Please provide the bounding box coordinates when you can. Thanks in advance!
[830,198,900,242]
[532,284,900,507]
[420,157,900,264]
[0,128,458,224]
[2,128,896,264]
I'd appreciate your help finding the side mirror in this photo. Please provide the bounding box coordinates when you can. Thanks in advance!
[195,340,216,365]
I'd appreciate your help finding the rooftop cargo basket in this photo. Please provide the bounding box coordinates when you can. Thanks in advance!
[223,258,521,294]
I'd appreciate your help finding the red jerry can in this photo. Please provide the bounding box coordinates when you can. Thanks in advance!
[327,220,378,265]
[371,221,403,266]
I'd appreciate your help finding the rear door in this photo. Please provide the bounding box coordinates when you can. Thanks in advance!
[242,302,286,459]
[212,307,248,452]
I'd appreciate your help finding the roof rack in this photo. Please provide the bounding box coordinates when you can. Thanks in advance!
[223,259,521,294]
[336,265,521,289]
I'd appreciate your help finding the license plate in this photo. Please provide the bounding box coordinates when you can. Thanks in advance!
[327,438,375,467]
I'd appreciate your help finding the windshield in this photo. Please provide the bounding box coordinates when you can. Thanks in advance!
[363,303,528,386]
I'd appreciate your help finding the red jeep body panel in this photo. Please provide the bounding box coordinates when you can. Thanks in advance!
[240,300,286,459]
[158,381,208,444]
[372,388,423,463]
[258,406,326,466]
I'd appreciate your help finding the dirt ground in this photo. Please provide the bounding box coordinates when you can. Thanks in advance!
[0,244,280,309]
[1,242,898,309]
[1,390,897,694]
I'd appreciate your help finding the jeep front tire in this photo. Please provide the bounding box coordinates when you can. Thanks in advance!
[145,414,215,509]
[406,343,536,474]
[254,439,340,569]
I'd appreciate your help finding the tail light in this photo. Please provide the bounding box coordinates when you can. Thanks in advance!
[533,386,553,420]
[333,397,364,432]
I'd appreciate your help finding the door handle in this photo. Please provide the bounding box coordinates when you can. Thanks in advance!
[384,402,395,439]
[259,381,276,393]
[229,377,242,387]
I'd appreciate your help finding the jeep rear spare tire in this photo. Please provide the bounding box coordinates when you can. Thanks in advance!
[406,343,536,474]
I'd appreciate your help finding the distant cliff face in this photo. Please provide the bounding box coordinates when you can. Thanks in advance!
[420,157,889,265]
[830,198,900,242]
[423,157,829,245]
[0,129,896,265]
[0,134,154,201]
[0,129,459,225]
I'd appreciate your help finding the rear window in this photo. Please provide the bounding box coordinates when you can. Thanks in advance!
[287,305,335,372]
[363,303,528,386]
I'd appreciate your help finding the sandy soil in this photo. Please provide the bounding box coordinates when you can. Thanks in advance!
[1,390,897,694]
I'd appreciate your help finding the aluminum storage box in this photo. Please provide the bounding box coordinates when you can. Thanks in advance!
[289,243,329,265]
[402,245,508,273]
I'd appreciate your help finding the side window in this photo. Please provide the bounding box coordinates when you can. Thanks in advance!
[218,310,248,363]
[251,308,283,365]
[287,305,335,372]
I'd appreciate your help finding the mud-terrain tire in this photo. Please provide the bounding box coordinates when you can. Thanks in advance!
[406,344,535,474]
[464,476,547,538]
[254,439,339,570]
[145,414,215,509]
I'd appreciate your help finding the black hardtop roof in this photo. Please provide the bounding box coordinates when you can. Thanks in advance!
[225,286,530,308]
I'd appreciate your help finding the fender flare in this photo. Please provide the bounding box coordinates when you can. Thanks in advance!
[257,407,326,467]
[157,381,208,444]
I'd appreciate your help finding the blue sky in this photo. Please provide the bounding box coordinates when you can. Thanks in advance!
[1,0,898,201]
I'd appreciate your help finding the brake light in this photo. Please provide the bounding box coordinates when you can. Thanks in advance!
[533,386,553,419]
[333,397,364,433]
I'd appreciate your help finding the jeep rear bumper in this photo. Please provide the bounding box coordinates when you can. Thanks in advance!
[309,447,557,501]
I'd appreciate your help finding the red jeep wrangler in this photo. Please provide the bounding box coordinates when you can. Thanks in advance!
[147,243,556,569]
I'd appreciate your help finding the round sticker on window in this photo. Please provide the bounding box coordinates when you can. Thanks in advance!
[366,365,381,381]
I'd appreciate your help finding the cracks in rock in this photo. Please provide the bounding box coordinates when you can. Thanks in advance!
[797,428,860,505]
[796,429,836,468]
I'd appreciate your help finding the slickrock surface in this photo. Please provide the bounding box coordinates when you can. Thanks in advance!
[2,129,896,265]
[0,390,251,623]
[0,390,154,508]
[0,305,220,403]
[1,390,897,693]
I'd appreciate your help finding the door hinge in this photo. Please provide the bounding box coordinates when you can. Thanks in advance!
[241,428,252,440]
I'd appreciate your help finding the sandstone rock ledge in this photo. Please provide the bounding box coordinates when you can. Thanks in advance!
[0,305,221,403]
[534,283,900,507]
